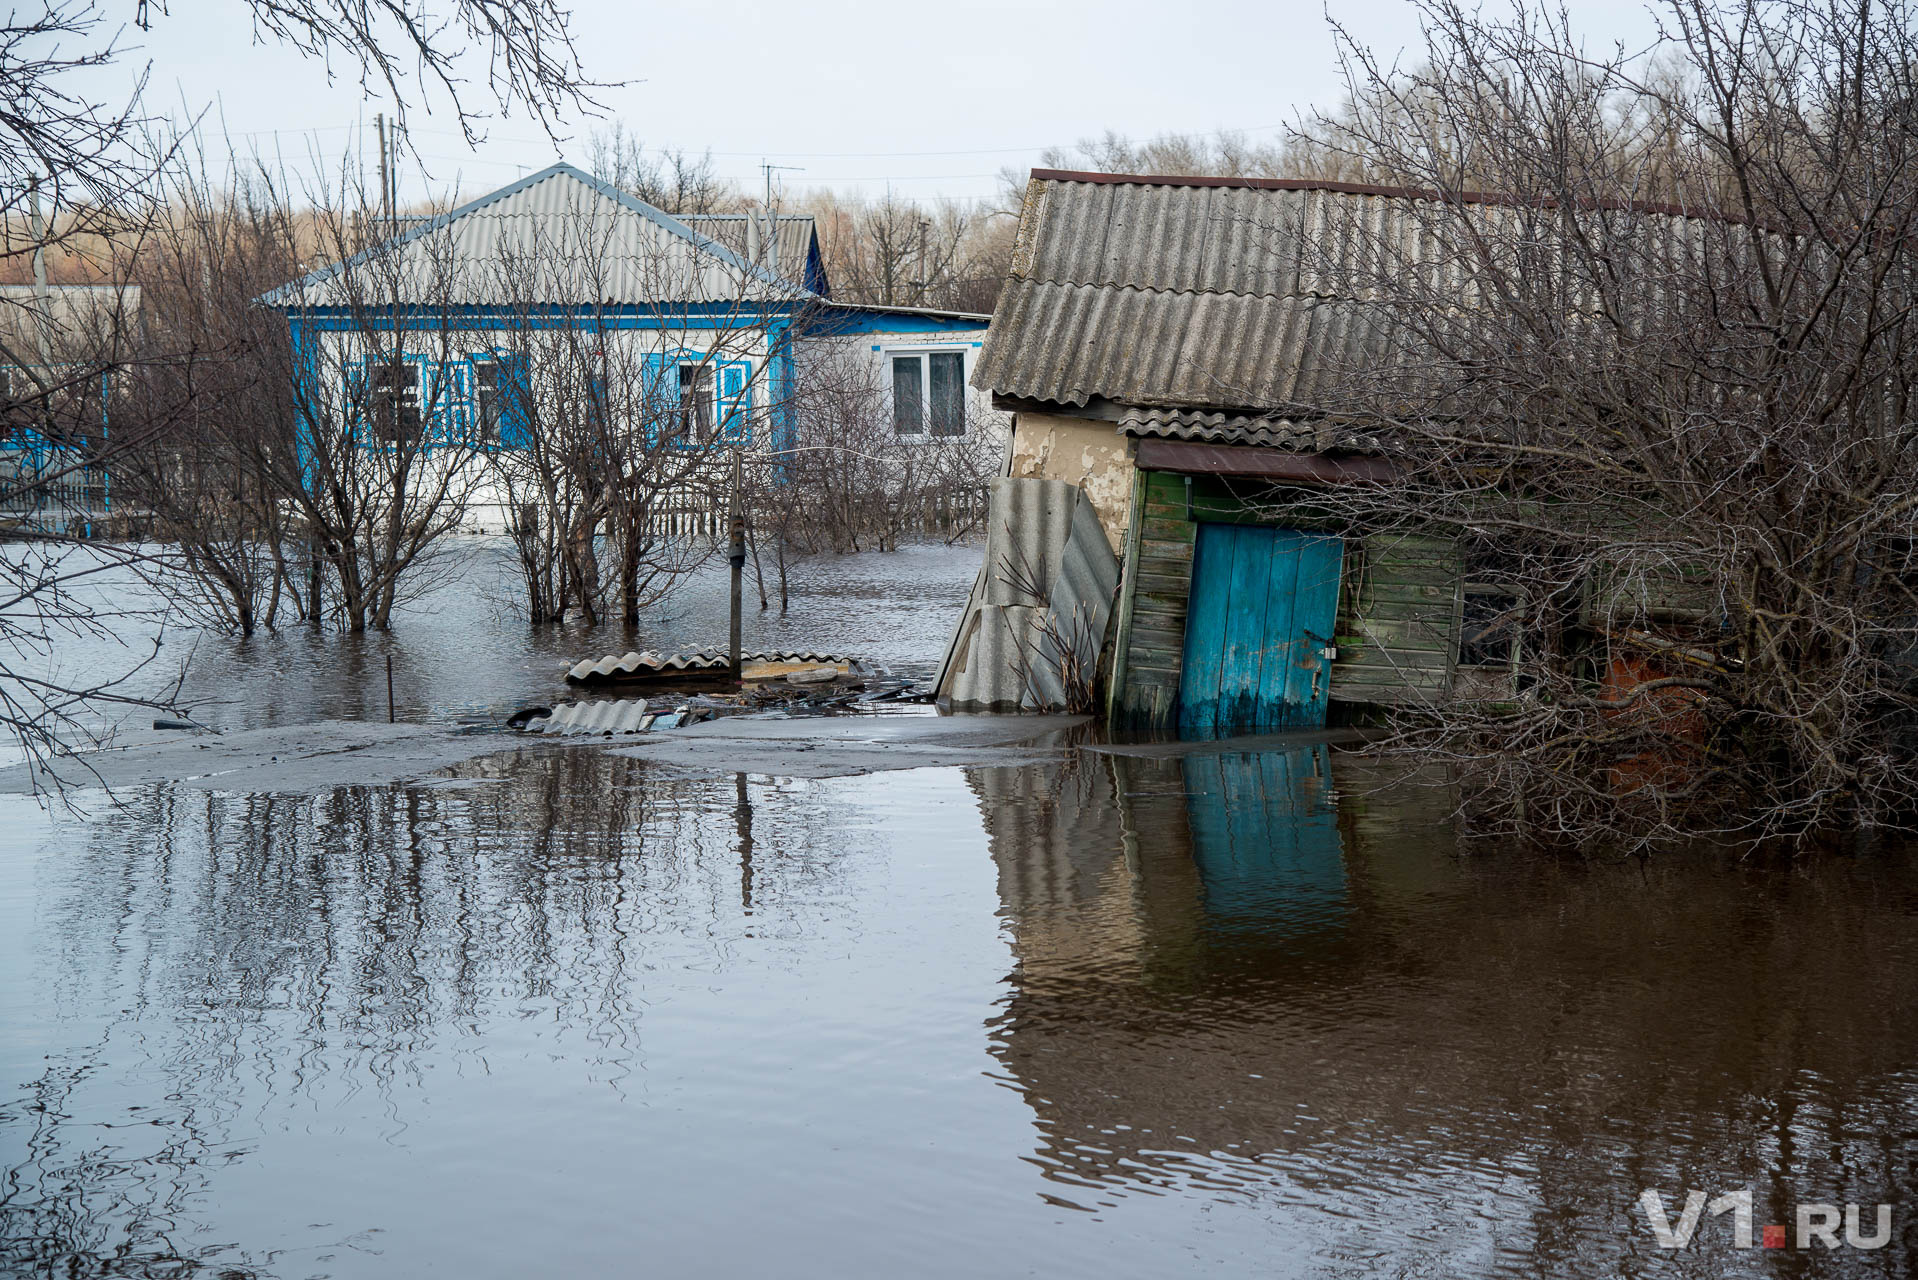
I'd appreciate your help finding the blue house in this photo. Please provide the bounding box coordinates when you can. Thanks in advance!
[260,162,1002,534]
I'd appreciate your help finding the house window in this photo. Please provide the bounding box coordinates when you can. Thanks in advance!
[1459,586,1526,669]
[472,360,504,444]
[678,363,714,442]
[891,350,966,436]
[370,356,421,442]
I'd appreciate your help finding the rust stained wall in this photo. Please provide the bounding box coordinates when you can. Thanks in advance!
[1005,411,1135,553]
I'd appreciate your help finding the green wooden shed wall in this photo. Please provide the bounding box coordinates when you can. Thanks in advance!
[1107,468,1467,730]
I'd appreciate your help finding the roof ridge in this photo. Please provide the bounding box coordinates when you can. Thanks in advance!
[1028,167,1739,224]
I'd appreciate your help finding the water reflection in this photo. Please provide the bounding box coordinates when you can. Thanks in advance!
[5,744,1917,1277]
[979,745,1918,1275]
[2,755,874,1277]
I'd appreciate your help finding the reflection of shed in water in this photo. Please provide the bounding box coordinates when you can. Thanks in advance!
[968,744,1352,990]
[1180,748,1344,935]
[968,745,1441,1216]
[969,750,1918,1272]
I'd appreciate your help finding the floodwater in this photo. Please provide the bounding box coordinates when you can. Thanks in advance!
[4,543,1918,1277]
[13,537,980,744]
[4,743,1916,1277]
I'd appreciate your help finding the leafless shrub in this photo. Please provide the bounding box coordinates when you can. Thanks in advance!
[996,535,1101,715]
[744,335,996,610]
[1258,0,1918,851]
[477,209,795,625]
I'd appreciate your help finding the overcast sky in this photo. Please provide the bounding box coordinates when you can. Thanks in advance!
[123,0,1661,208]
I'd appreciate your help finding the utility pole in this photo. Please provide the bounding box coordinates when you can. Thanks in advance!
[728,448,745,677]
[759,161,803,282]
[916,217,930,305]
[376,112,392,235]
[27,175,51,367]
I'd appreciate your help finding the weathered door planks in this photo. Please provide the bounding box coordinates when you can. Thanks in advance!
[1178,523,1344,733]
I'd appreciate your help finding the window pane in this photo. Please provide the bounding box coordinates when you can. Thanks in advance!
[474,361,502,443]
[1459,590,1523,667]
[928,352,965,436]
[679,364,714,442]
[892,356,923,434]
[372,356,420,441]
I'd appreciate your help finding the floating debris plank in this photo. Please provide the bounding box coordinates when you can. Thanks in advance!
[742,657,854,682]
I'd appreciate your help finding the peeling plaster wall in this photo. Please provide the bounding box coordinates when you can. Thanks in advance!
[1006,412,1135,553]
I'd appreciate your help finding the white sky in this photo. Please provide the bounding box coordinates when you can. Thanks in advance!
[118,0,1662,208]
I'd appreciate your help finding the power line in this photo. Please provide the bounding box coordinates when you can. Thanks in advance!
[215,120,1292,161]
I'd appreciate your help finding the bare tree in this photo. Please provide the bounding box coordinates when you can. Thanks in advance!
[1032,127,1295,181]
[0,0,610,767]
[587,127,738,217]
[803,189,1012,314]
[1256,0,1918,851]
[256,173,488,633]
[476,197,799,625]
[105,154,313,635]
[744,335,995,609]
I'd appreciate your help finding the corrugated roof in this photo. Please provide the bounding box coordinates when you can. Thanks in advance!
[682,214,819,289]
[983,278,1403,410]
[532,699,656,735]
[263,164,811,309]
[974,169,1698,415]
[976,175,1426,412]
[1118,407,1315,449]
[565,648,857,684]
[1117,406,1384,453]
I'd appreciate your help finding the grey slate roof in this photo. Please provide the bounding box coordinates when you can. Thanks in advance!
[1116,406,1383,455]
[974,169,1725,433]
[1117,407,1316,449]
[682,214,820,289]
[262,163,811,309]
[973,171,1421,414]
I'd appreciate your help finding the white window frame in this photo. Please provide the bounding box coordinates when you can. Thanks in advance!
[887,345,970,438]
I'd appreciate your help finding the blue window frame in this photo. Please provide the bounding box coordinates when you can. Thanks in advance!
[465,351,531,448]
[644,352,754,448]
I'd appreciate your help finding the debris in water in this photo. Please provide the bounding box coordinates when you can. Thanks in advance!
[518,700,653,737]
[564,649,865,687]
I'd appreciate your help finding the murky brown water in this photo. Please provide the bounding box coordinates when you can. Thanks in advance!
[3,742,1915,1277]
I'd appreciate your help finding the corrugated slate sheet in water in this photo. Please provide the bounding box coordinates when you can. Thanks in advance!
[566,649,854,683]
[536,700,653,736]
[937,477,1118,711]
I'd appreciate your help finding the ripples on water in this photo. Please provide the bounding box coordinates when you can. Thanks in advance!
[3,743,1915,1277]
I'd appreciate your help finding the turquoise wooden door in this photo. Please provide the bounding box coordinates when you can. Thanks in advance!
[1178,524,1343,734]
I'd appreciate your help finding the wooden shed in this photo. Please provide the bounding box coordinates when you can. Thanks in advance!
[965,169,1498,733]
